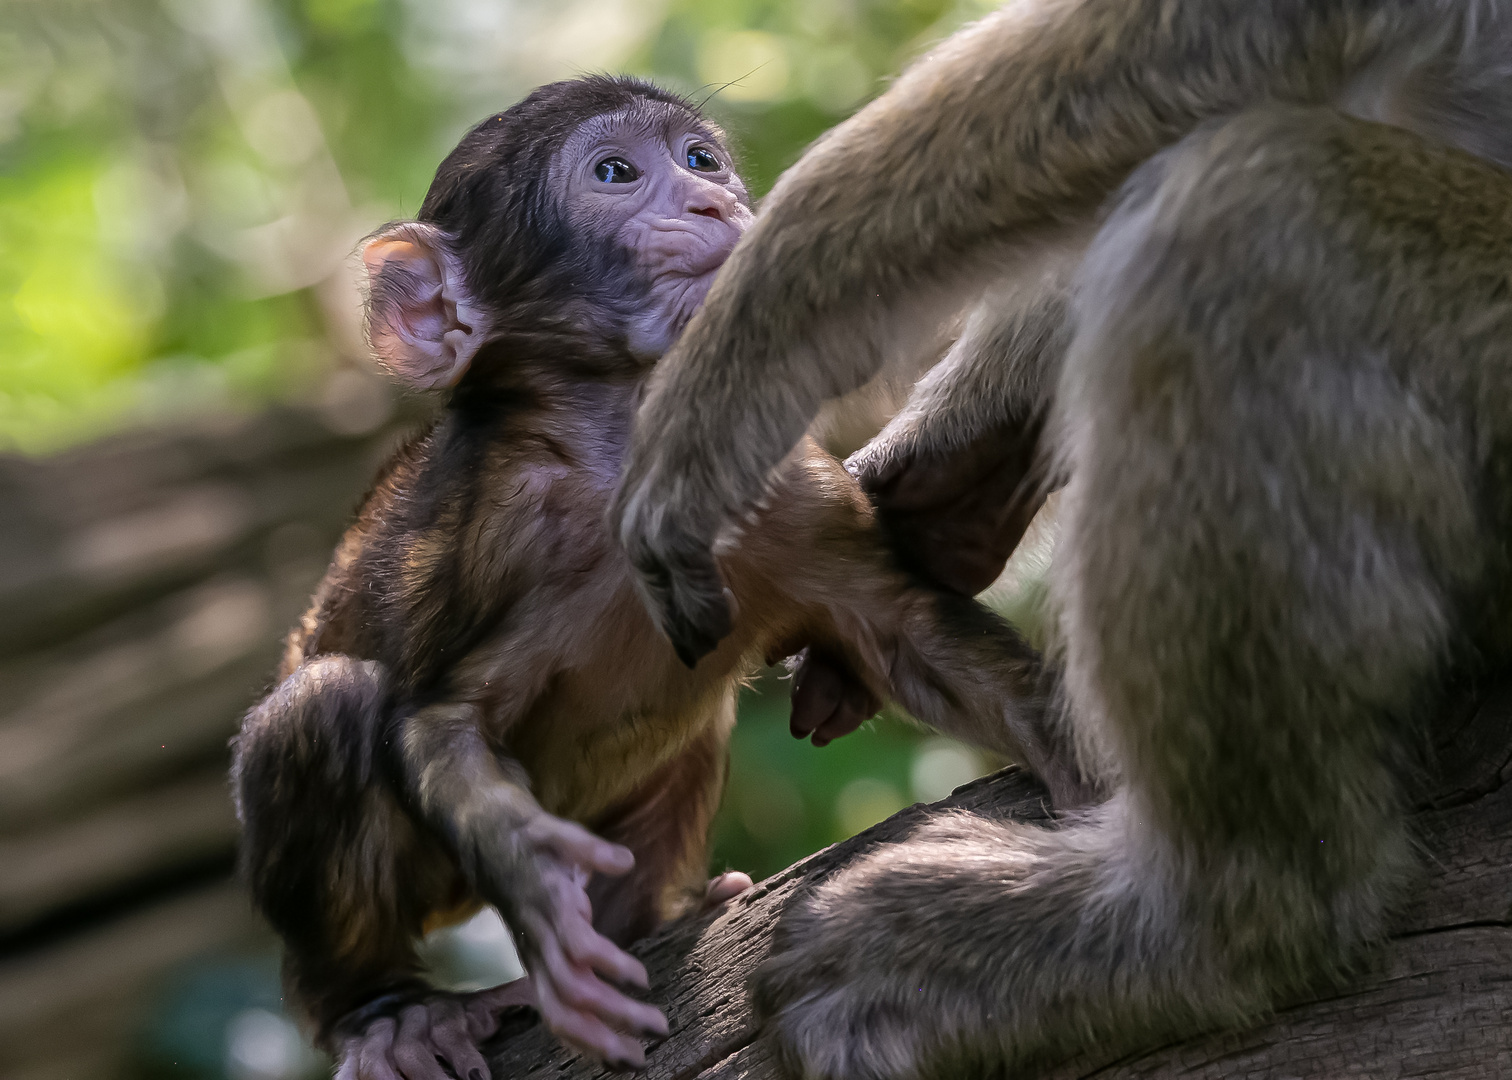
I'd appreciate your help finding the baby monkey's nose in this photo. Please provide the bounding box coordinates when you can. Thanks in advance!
[683,182,734,223]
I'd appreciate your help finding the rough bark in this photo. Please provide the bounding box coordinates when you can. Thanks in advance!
[487,679,1512,1080]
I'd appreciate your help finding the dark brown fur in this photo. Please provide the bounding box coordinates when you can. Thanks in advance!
[235,383,1065,1046]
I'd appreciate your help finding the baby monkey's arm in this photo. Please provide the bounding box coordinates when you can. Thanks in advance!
[397,701,670,1069]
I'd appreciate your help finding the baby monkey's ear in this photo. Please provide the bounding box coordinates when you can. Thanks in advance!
[361,223,490,389]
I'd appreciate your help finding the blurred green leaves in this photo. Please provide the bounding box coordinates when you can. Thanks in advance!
[0,0,996,452]
[713,680,998,881]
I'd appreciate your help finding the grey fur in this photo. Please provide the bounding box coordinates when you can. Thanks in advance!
[611,2,1512,1076]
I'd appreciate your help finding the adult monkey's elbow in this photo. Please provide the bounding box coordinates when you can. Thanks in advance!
[611,0,1159,644]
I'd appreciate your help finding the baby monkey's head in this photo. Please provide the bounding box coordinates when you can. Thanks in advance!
[361,76,753,390]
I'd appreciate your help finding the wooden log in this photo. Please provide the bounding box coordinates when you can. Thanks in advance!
[486,679,1512,1079]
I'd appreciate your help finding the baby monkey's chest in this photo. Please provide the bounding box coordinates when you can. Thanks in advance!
[497,573,748,823]
[510,679,740,825]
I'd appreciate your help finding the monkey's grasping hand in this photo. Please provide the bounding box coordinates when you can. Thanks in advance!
[612,491,734,668]
[846,413,1047,597]
[507,815,670,1070]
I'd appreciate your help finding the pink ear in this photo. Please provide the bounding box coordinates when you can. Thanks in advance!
[361,223,490,389]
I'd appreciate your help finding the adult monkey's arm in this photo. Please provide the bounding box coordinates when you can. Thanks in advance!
[613,0,1413,662]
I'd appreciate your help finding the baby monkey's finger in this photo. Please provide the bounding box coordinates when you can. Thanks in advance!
[555,916,651,991]
[526,816,635,877]
[535,976,649,1071]
[704,871,752,907]
[538,935,667,1039]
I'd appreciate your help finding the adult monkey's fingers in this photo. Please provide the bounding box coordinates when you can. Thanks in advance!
[789,652,842,739]
[790,649,877,745]
[813,678,881,747]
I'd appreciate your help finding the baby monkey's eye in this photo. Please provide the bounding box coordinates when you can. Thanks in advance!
[594,157,640,184]
[686,146,720,172]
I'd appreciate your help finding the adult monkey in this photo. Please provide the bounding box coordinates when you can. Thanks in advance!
[612,2,1512,1077]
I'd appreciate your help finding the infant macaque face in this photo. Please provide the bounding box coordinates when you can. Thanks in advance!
[556,107,754,357]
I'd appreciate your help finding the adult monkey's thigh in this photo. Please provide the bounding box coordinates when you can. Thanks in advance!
[750,106,1512,1080]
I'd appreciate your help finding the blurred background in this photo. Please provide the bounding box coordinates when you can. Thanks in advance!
[0,1,1049,1077]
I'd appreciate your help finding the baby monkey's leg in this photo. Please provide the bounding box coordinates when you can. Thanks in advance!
[761,461,1090,807]
[891,591,1089,806]
[233,657,475,1076]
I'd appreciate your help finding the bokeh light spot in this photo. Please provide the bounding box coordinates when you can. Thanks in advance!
[835,776,907,836]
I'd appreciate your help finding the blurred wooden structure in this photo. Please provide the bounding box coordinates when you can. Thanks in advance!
[489,680,1512,1079]
[0,391,409,1080]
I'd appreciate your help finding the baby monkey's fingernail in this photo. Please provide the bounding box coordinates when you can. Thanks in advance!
[468,1069,484,1080]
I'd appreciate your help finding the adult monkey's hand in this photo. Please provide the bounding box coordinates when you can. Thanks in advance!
[848,410,1048,597]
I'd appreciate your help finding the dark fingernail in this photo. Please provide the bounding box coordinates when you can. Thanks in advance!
[469,1070,484,1080]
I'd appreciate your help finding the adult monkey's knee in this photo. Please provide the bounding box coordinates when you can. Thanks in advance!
[1071,103,1404,366]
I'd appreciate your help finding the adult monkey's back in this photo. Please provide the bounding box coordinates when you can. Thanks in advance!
[611,2,1512,1077]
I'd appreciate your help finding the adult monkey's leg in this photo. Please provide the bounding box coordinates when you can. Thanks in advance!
[751,106,1512,1080]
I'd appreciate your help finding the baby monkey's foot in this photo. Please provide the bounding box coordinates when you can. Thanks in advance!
[334,983,533,1080]
[704,871,753,907]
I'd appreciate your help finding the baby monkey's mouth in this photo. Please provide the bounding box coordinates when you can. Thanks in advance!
[638,218,742,279]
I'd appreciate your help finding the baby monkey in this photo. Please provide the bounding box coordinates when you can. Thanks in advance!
[232,77,1068,1080]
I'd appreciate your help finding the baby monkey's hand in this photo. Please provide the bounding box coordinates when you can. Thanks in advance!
[509,815,670,1069]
